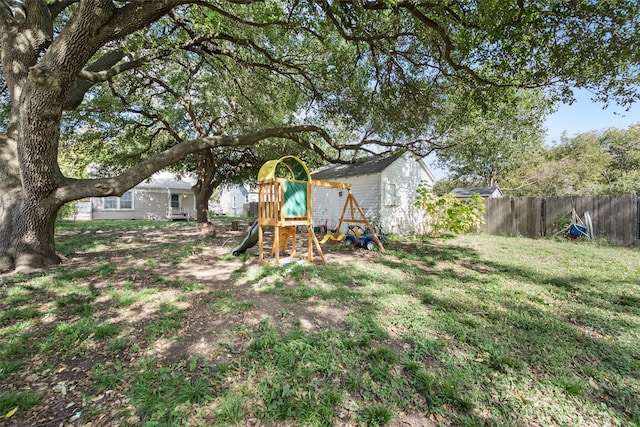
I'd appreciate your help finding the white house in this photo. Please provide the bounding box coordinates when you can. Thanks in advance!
[88,171,197,221]
[219,184,258,217]
[310,151,436,235]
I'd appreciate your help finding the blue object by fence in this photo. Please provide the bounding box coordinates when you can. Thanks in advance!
[569,224,588,237]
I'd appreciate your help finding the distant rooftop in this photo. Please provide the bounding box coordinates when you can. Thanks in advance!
[450,187,503,198]
[311,152,402,180]
[135,171,196,190]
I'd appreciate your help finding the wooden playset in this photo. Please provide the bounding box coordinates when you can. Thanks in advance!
[256,156,384,265]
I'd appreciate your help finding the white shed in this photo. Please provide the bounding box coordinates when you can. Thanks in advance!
[311,152,436,235]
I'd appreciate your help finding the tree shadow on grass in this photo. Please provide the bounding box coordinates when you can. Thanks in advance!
[387,240,481,263]
[362,239,640,425]
[464,258,640,319]
[407,247,640,424]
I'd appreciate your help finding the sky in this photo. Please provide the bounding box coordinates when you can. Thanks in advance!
[545,88,639,146]
[426,88,640,180]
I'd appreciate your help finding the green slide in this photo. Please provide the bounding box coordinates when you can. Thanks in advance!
[231,220,259,256]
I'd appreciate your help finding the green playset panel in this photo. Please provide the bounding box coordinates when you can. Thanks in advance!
[284,181,307,217]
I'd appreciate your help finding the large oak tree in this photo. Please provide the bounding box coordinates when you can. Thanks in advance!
[1,0,639,274]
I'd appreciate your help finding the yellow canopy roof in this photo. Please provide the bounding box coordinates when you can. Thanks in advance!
[257,156,311,182]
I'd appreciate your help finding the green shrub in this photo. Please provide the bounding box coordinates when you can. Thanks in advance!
[414,182,485,237]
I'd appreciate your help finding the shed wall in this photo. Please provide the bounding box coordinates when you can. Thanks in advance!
[379,154,430,234]
[311,153,434,235]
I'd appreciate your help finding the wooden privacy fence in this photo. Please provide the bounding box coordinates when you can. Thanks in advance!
[483,195,640,246]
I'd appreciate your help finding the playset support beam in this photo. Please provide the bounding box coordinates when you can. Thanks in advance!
[333,192,385,252]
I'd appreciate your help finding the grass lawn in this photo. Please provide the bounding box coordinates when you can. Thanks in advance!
[1,219,639,426]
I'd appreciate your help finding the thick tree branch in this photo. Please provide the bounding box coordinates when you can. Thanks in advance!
[97,1,193,41]
[55,125,336,201]
[35,1,192,92]
[48,0,78,19]
[74,31,302,94]
[63,49,125,110]
[76,35,211,84]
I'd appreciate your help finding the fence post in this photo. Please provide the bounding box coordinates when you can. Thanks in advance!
[510,198,516,236]
[540,198,546,237]
[637,197,640,241]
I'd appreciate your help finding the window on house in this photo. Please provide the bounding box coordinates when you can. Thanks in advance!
[384,183,397,206]
[103,191,133,210]
[103,197,118,210]
[120,191,133,209]
[171,194,180,208]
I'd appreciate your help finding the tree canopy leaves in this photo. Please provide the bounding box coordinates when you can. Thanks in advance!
[435,88,552,187]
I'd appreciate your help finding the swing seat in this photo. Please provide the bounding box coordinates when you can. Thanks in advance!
[319,233,345,244]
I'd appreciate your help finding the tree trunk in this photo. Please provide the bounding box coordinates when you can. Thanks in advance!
[0,92,66,274]
[1,55,69,273]
[0,190,61,273]
[0,132,61,273]
[194,186,213,224]
[192,149,219,224]
[0,1,64,274]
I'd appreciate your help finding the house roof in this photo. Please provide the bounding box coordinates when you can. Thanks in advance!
[450,187,503,198]
[135,171,196,191]
[311,152,403,180]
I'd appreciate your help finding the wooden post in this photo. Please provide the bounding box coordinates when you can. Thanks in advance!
[310,226,326,263]
[350,193,385,252]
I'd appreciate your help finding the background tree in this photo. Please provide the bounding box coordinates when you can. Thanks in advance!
[601,125,640,193]
[510,124,640,196]
[2,1,640,273]
[435,89,552,188]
